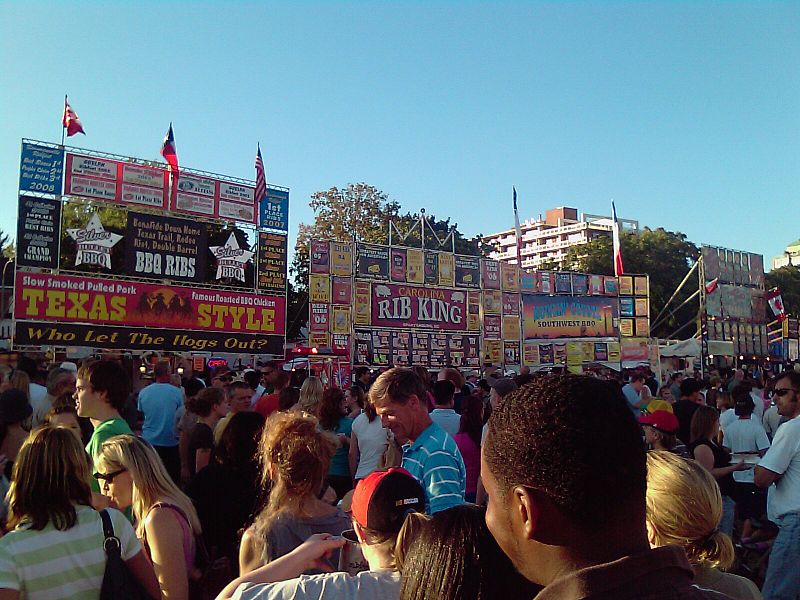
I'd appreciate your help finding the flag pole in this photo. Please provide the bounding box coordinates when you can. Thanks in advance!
[61,95,67,147]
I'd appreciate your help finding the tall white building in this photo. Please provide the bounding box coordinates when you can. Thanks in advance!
[482,206,639,269]
[771,239,800,270]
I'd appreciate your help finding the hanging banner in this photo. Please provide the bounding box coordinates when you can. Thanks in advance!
[503,316,520,341]
[482,290,502,315]
[502,292,520,317]
[331,305,351,335]
[635,298,649,317]
[571,274,588,295]
[635,318,650,337]
[17,196,61,269]
[332,333,350,353]
[438,253,455,287]
[258,188,289,233]
[14,272,285,335]
[481,259,501,290]
[618,276,634,296]
[424,251,439,285]
[540,272,553,294]
[504,341,520,366]
[19,142,64,194]
[370,283,466,331]
[538,343,554,365]
[521,272,537,293]
[522,295,619,340]
[309,332,330,349]
[209,232,254,283]
[590,275,604,295]
[357,244,389,280]
[621,339,649,362]
[330,242,353,277]
[353,281,371,326]
[594,342,608,361]
[603,277,619,295]
[555,272,572,294]
[406,249,424,284]
[554,343,567,365]
[523,342,539,366]
[483,314,502,340]
[634,276,648,296]
[124,212,207,283]
[608,342,621,362]
[256,232,288,293]
[620,297,635,317]
[61,206,125,272]
[331,276,352,305]
[309,274,330,303]
[310,240,330,274]
[484,340,503,365]
[14,321,283,354]
[467,291,481,331]
[455,255,480,288]
[501,263,520,292]
[310,303,329,333]
[390,247,407,282]
[619,318,634,337]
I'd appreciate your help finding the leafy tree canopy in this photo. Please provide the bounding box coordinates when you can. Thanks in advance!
[766,266,800,318]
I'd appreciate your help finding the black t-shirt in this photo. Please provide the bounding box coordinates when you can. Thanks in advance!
[688,438,735,496]
[672,399,700,447]
[187,422,214,478]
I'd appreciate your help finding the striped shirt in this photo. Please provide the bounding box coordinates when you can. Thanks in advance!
[0,505,141,599]
[402,422,466,514]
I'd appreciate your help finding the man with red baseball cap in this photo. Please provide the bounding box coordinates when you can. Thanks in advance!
[218,468,424,599]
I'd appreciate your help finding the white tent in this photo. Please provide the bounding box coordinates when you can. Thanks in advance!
[660,338,702,358]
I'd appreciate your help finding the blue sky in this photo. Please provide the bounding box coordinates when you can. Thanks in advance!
[2,2,798,268]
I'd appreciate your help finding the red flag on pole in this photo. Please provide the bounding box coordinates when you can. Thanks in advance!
[254,143,267,203]
[161,124,179,204]
[766,288,787,321]
[612,200,624,276]
[62,96,85,137]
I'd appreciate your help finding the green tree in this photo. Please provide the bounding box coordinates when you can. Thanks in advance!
[557,228,700,338]
[766,266,800,317]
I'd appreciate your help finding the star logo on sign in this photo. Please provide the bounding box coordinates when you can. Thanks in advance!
[210,232,254,282]
[67,213,122,269]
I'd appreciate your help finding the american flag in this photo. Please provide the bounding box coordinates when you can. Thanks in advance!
[254,143,267,202]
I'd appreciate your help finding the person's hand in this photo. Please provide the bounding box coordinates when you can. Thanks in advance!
[734,460,750,471]
[293,534,346,572]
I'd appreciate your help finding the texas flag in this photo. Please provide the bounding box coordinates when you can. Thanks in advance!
[766,288,787,321]
[160,123,179,176]
[62,96,85,137]
[705,277,719,294]
[612,201,624,276]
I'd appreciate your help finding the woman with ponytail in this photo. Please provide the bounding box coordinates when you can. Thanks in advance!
[645,451,762,599]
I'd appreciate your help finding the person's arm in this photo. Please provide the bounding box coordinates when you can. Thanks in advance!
[754,466,781,488]
[125,550,162,600]
[348,429,360,482]
[693,444,747,479]
[239,527,262,576]
[195,448,211,474]
[217,534,345,599]
[144,507,189,600]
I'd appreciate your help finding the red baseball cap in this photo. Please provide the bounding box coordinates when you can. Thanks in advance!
[639,410,679,434]
[351,468,425,533]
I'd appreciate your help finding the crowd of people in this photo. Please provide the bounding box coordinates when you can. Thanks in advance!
[0,355,797,599]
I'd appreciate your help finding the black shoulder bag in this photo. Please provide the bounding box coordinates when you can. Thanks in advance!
[99,509,155,600]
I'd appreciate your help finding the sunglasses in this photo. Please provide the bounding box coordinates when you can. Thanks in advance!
[93,468,127,484]
[774,388,796,397]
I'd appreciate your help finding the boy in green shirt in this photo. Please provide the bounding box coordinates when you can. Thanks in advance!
[75,360,133,495]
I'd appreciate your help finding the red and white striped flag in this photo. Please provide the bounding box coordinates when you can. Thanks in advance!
[62,95,85,137]
[612,200,624,276]
[705,277,719,294]
[254,143,267,202]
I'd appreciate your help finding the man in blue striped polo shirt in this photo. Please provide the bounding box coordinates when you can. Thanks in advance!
[370,367,466,514]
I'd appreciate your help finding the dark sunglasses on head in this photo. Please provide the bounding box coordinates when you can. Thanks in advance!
[774,388,796,397]
[93,468,127,484]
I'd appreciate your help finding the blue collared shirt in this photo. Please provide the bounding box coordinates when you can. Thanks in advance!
[402,422,466,514]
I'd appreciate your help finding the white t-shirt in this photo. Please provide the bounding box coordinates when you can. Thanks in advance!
[232,568,400,600]
[758,415,800,520]
[351,413,389,480]
[762,405,783,439]
[749,391,765,422]
[719,408,737,431]
[722,418,770,483]
[429,409,460,438]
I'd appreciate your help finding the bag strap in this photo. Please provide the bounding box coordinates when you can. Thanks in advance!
[99,509,115,540]
[99,509,122,558]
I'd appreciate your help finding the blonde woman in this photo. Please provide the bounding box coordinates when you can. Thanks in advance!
[645,451,762,599]
[0,427,160,600]
[96,434,201,600]
[239,411,350,575]
[297,376,324,413]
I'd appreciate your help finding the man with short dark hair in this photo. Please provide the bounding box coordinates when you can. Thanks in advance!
[75,361,133,495]
[429,380,460,437]
[255,369,291,419]
[481,375,729,599]
[668,371,684,402]
[755,370,800,600]
[244,369,264,409]
[370,368,465,514]
[138,361,183,482]
[621,373,647,417]
[353,367,372,394]
[673,378,704,447]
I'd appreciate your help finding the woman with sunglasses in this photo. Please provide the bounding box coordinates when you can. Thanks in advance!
[96,434,201,600]
[0,427,160,600]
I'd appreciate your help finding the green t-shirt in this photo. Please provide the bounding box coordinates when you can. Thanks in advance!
[86,417,132,493]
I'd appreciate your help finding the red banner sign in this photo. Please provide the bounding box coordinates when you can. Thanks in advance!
[370,283,466,331]
[15,272,284,335]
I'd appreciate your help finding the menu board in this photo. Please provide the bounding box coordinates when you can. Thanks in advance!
[16,196,61,269]
[256,232,288,293]
[353,329,480,368]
